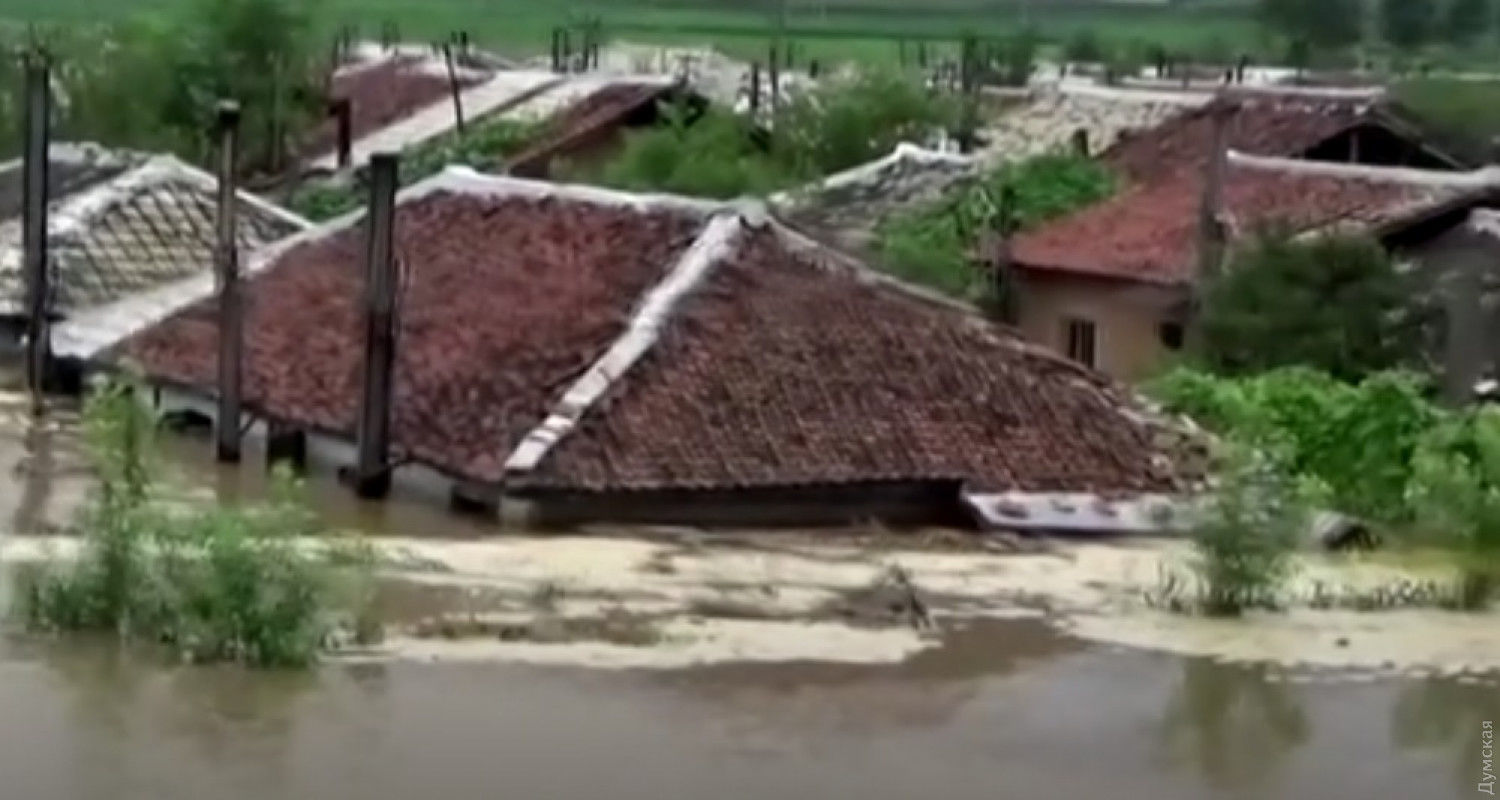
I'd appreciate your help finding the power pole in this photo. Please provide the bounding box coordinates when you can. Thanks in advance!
[214,101,244,463]
[22,50,50,413]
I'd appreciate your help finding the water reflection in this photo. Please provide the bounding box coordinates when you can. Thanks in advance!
[1159,660,1309,791]
[1392,677,1500,793]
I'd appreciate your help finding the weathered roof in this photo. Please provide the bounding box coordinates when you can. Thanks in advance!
[1011,156,1500,285]
[981,85,1208,163]
[505,80,682,177]
[1101,93,1454,184]
[117,168,1184,497]
[772,143,978,255]
[0,145,307,319]
[306,54,484,160]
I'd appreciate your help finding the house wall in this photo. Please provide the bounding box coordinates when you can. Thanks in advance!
[1013,270,1188,382]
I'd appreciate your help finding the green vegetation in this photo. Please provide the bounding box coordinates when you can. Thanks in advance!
[1381,0,1440,51]
[15,379,378,667]
[289,117,538,220]
[1149,366,1500,608]
[1197,232,1423,383]
[1392,77,1500,162]
[1187,447,1308,615]
[875,152,1116,299]
[580,69,955,199]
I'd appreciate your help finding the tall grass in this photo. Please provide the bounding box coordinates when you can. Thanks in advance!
[1188,448,1308,616]
[15,378,377,667]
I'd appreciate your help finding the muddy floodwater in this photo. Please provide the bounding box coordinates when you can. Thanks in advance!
[0,385,1496,798]
[0,622,1493,800]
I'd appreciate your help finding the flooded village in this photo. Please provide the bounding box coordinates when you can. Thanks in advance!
[0,1,1497,798]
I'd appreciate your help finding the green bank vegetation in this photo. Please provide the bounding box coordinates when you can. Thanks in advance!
[14,379,379,667]
[875,152,1116,299]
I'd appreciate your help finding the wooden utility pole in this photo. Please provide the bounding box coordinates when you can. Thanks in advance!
[214,100,244,463]
[442,43,465,136]
[21,51,50,412]
[351,152,399,499]
[1185,97,1238,352]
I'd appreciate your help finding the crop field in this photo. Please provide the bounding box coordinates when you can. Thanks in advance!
[0,0,1262,64]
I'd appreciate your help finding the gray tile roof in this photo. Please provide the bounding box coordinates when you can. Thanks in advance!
[0,146,308,318]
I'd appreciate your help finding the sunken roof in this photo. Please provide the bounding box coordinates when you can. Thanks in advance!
[118,169,1184,497]
[505,80,681,178]
[1011,157,1498,285]
[0,144,307,316]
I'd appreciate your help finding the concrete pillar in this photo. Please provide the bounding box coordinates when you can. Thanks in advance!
[22,53,50,412]
[214,100,244,463]
[350,152,399,499]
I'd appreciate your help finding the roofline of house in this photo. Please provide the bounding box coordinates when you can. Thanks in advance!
[767,142,976,212]
[1226,150,1500,188]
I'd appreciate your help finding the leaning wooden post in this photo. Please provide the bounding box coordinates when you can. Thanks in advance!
[329,97,352,168]
[214,101,244,463]
[351,152,399,499]
[1186,98,1237,350]
[22,52,50,412]
[442,43,465,136]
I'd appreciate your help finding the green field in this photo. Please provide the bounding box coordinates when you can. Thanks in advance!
[0,0,1262,65]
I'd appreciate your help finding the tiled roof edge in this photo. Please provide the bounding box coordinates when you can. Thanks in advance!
[1054,82,1218,106]
[962,491,1193,534]
[0,141,143,180]
[1227,150,1500,187]
[503,210,745,476]
[767,142,976,211]
[48,155,314,243]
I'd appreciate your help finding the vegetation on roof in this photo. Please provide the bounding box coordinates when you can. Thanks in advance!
[873,152,1117,300]
[287,117,538,220]
[573,69,957,200]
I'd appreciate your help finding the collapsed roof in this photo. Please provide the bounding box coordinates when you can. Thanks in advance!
[114,168,1188,513]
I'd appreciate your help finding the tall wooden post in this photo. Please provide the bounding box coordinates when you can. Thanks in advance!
[22,53,50,412]
[749,61,761,115]
[215,101,244,463]
[442,44,465,136]
[1186,98,1238,352]
[351,153,399,499]
[329,97,352,168]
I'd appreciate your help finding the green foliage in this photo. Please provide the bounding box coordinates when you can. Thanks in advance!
[589,105,797,199]
[288,119,537,221]
[17,378,376,667]
[585,70,954,199]
[772,69,958,179]
[1381,0,1439,50]
[1063,28,1105,64]
[1149,367,1440,525]
[1258,0,1362,49]
[1406,407,1500,606]
[1443,0,1493,45]
[875,152,1116,299]
[1189,447,1308,616]
[1198,232,1423,383]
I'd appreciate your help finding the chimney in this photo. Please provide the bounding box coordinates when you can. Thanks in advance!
[350,152,399,499]
[22,52,50,412]
[329,97,352,168]
[214,100,244,463]
[1197,97,1237,282]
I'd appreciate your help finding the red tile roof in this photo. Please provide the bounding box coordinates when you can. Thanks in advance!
[522,229,1180,494]
[122,190,705,481]
[304,56,483,159]
[1103,96,1372,183]
[1010,164,1473,285]
[118,176,1185,496]
[506,82,677,178]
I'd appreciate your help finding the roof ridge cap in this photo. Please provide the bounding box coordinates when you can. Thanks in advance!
[503,210,745,478]
[1228,151,1500,187]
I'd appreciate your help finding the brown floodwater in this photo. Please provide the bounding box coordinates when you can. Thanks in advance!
[0,620,1492,800]
[0,379,1494,799]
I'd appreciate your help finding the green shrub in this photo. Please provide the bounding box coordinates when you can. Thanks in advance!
[773,69,958,178]
[17,378,376,667]
[875,152,1116,299]
[1199,232,1423,382]
[1406,407,1500,607]
[1189,448,1308,616]
[588,106,797,199]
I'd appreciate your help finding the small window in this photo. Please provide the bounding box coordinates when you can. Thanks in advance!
[1159,322,1185,351]
[1063,317,1097,368]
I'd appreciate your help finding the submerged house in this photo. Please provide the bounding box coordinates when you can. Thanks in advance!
[0,144,309,364]
[998,92,1480,381]
[105,167,1193,530]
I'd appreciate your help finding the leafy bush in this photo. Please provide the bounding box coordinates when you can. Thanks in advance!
[17,378,376,667]
[1406,408,1500,607]
[1149,367,1440,525]
[290,119,538,220]
[1199,231,1424,383]
[1189,448,1308,615]
[587,106,798,199]
[875,153,1116,299]
[581,69,955,199]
